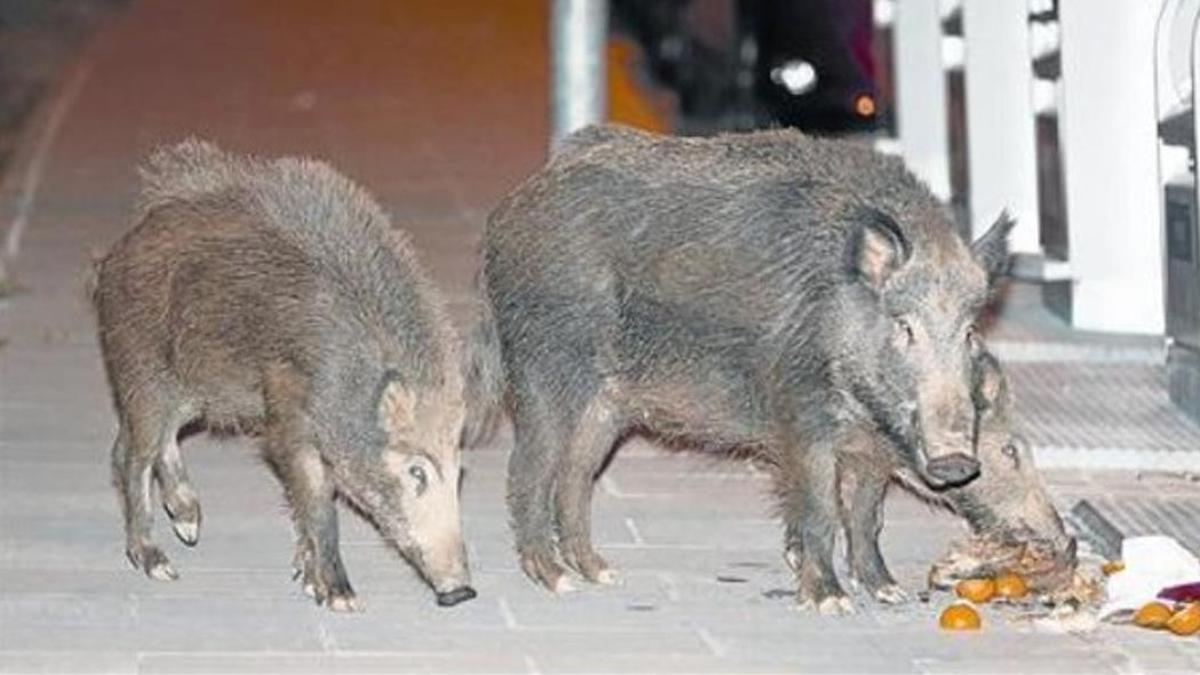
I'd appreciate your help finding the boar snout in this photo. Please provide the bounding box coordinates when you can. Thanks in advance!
[908,411,979,487]
[912,375,978,487]
[403,535,475,606]
[409,524,474,605]
[436,585,478,607]
[428,542,472,589]
[923,452,980,487]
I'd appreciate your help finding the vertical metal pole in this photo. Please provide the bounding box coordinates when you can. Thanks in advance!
[550,0,608,149]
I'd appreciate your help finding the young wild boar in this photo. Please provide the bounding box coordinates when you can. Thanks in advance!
[93,141,475,610]
[838,351,1077,606]
[463,124,1014,613]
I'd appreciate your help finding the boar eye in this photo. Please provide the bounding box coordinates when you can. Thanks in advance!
[894,317,915,348]
[408,465,428,494]
[966,324,980,349]
[1001,443,1019,466]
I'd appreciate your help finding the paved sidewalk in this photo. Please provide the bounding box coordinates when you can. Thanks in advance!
[1,1,1198,673]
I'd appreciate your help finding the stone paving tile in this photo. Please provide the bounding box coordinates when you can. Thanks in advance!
[0,651,137,674]
[523,655,826,674]
[136,652,532,675]
[0,594,137,653]
[132,597,326,654]
[322,624,710,660]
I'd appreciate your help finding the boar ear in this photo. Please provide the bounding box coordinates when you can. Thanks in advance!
[971,211,1016,284]
[971,352,1008,411]
[376,371,415,446]
[849,208,911,289]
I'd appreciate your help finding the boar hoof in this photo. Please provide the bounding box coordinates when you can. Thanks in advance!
[564,546,616,585]
[817,596,855,615]
[128,545,178,581]
[171,518,200,547]
[873,584,909,605]
[164,492,201,547]
[795,594,855,615]
[327,593,363,613]
[552,576,577,594]
[594,567,619,586]
[147,560,179,581]
[520,549,573,594]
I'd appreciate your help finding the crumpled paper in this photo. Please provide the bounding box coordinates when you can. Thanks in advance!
[1099,535,1200,620]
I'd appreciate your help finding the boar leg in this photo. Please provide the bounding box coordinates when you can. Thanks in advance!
[840,466,907,604]
[553,394,622,585]
[154,434,202,547]
[262,403,358,612]
[112,411,180,581]
[781,442,853,614]
[508,384,574,594]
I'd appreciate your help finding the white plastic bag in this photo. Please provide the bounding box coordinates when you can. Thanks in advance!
[1099,535,1200,620]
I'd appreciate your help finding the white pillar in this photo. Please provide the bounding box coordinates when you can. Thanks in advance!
[894,0,951,201]
[962,0,1041,253]
[1057,0,1164,334]
[550,0,608,148]
[1190,4,1200,269]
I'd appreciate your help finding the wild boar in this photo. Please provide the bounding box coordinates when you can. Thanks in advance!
[838,351,1077,606]
[93,140,475,610]
[463,124,1012,612]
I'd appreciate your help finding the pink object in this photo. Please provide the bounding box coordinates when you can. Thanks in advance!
[1158,581,1200,603]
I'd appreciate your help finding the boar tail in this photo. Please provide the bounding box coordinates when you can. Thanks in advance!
[136,139,237,218]
[460,280,506,449]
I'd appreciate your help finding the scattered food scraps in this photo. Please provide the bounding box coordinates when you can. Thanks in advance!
[1132,601,1173,629]
[955,578,996,604]
[995,572,1029,601]
[1165,603,1200,636]
[939,602,982,631]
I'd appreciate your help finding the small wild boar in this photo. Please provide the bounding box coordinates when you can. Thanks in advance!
[463,124,1014,612]
[93,140,475,610]
[838,351,1077,606]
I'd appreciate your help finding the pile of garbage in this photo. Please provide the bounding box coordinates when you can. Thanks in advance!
[925,534,1200,637]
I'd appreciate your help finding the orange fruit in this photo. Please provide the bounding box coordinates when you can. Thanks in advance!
[939,603,982,631]
[1166,603,1200,636]
[994,572,1028,600]
[1133,601,1174,629]
[1101,560,1125,576]
[955,578,996,603]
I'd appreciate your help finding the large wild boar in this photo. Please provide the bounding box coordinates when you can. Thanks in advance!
[463,124,1014,613]
[93,141,475,610]
[838,351,1077,605]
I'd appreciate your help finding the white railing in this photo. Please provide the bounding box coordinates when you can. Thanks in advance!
[883,0,1175,336]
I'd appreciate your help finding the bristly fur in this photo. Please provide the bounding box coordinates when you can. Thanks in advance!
[92,139,471,607]
[134,139,459,383]
[473,123,1011,603]
[460,270,506,448]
